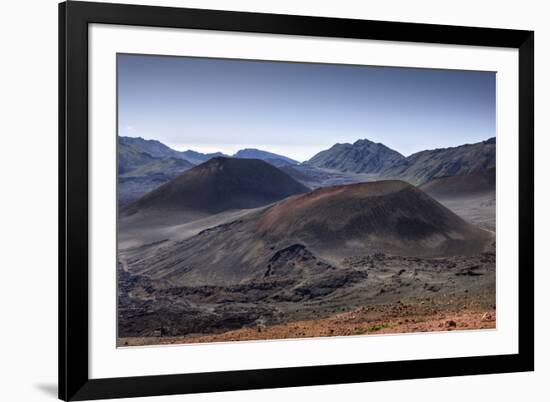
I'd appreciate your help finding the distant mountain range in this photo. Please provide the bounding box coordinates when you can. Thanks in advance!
[118,138,195,206]
[178,150,229,165]
[119,136,228,165]
[118,137,302,205]
[119,136,186,161]
[306,137,495,185]
[233,148,299,167]
[118,135,496,205]
[119,136,298,166]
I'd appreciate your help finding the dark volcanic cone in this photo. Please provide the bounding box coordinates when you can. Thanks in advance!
[121,157,310,217]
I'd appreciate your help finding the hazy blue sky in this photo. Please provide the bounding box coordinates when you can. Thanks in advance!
[118,54,496,162]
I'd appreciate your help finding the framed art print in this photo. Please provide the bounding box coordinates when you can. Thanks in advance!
[59,1,534,400]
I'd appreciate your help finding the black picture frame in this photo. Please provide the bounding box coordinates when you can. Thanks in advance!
[59,1,534,400]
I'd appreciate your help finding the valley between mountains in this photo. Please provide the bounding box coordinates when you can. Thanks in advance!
[117,137,496,346]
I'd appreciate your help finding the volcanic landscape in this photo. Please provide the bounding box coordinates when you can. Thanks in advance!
[117,137,496,346]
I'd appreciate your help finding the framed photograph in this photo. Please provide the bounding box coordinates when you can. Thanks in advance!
[59,1,534,400]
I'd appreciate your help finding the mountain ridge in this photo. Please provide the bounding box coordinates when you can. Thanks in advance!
[118,137,195,205]
[305,138,406,174]
[118,135,496,204]
[303,136,495,185]
[381,137,495,185]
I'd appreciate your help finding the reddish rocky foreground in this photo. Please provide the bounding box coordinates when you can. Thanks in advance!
[118,306,496,347]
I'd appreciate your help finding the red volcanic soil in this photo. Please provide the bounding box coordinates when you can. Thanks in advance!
[119,305,496,346]
[256,180,492,257]
[259,180,409,227]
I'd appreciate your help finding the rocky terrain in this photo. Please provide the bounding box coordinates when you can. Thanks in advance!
[118,176,495,343]
[117,136,497,345]
[120,307,496,346]
[118,241,495,342]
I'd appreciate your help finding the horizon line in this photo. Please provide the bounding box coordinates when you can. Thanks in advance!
[119,134,496,162]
